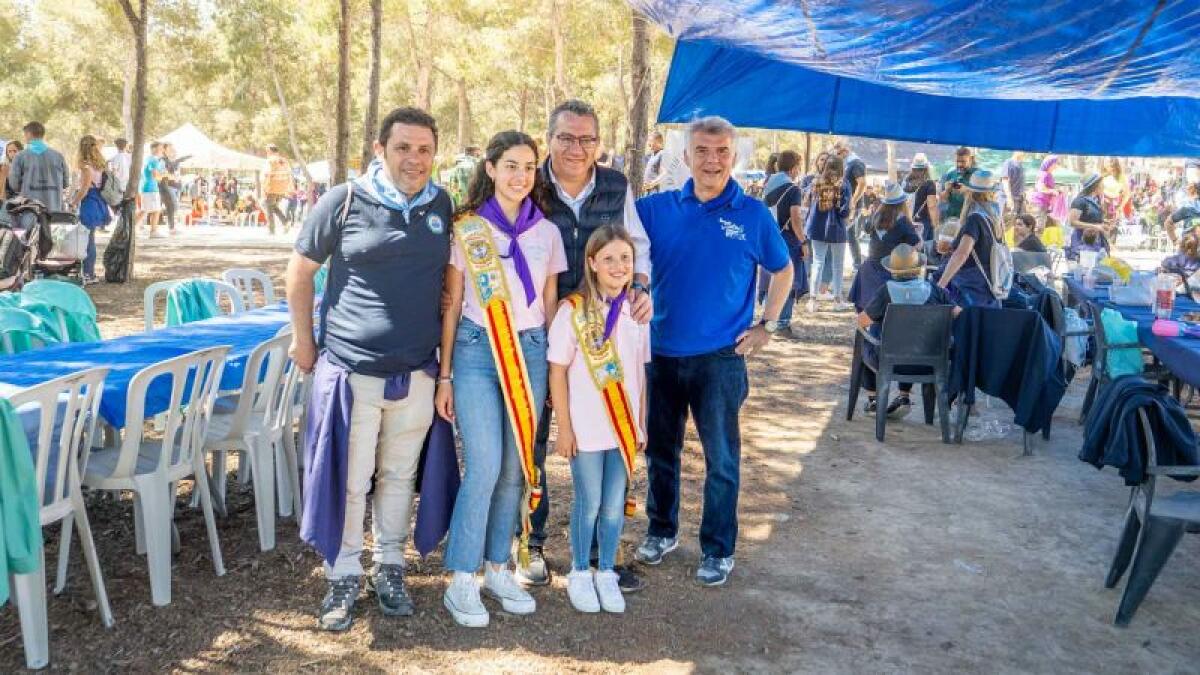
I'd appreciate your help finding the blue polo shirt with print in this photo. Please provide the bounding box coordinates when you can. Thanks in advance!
[636,178,790,357]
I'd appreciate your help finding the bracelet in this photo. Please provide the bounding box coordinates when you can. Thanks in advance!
[437,375,453,384]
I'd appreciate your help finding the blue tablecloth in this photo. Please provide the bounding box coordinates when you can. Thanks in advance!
[1063,276,1200,390]
[0,304,293,429]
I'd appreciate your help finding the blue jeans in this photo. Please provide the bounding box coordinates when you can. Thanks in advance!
[444,318,549,573]
[569,449,627,571]
[810,239,845,298]
[757,231,809,326]
[646,347,749,558]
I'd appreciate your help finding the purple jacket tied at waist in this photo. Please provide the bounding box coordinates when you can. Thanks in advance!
[300,352,459,564]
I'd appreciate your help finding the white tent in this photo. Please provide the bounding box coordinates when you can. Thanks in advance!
[153,123,266,173]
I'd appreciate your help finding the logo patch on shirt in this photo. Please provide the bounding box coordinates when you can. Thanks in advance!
[426,213,445,235]
[719,218,746,241]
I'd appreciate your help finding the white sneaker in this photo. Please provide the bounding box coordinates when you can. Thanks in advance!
[833,301,853,312]
[566,570,600,613]
[443,573,489,628]
[806,297,817,313]
[594,570,625,613]
[483,566,536,615]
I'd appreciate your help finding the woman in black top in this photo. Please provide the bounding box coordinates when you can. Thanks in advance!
[904,153,940,241]
[1067,172,1111,261]
[848,181,920,310]
[937,169,1003,308]
[1014,214,1047,252]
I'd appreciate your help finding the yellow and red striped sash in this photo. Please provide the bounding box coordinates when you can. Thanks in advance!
[564,294,640,516]
[455,215,542,559]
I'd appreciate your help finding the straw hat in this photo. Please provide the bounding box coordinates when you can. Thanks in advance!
[963,169,999,192]
[882,243,927,278]
[911,152,930,169]
[880,180,906,205]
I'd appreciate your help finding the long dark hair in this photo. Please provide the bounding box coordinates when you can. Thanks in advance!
[873,202,903,231]
[454,130,549,219]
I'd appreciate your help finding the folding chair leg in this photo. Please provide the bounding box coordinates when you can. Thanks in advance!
[937,385,951,444]
[193,454,226,577]
[847,347,863,421]
[875,378,890,442]
[54,513,74,594]
[921,383,935,425]
[1115,519,1184,626]
[1105,504,1141,589]
[12,565,49,669]
[249,435,277,552]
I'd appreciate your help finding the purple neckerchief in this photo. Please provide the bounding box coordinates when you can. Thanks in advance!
[299,352,458,563]
[603,289,627,342]
[477,196,544,307]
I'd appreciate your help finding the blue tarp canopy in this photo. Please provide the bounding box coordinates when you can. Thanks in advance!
[633,1,1200,156]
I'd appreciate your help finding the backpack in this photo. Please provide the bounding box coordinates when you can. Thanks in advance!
[0,227,28,283]
[968,211,1014,300]
[100,169,124,207]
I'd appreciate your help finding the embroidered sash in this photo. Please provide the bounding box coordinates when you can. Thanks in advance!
[455,214,542,560]
[564,294,640,516]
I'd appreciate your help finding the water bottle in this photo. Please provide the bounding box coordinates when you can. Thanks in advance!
[1153,273,1176,320]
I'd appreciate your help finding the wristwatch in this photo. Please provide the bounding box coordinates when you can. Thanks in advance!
[761,319,781,334]
[631,280,650,296]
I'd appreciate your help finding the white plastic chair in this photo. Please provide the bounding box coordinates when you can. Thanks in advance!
[201,333,302,551]
[221,268,277,309]
[81,346,230,607]
[8,368,114,670]
[143,278,245,332]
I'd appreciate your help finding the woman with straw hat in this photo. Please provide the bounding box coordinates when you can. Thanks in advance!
[848,180,919,311]
[1066,172,1112,261]
[904,153,940,241]
[935,169,1004,308]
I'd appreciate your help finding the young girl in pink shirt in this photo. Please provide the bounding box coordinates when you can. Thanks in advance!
[547,226,650,614]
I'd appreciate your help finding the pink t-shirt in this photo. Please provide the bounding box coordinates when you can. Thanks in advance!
[451,217,568,331]
[547,301,651,453]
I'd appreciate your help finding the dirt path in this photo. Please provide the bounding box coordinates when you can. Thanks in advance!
[2,230,1198,673]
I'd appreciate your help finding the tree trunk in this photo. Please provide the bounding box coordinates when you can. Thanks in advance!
[117,0,148,279]
[551,0,570,99]
[121,47,135,141]
[361,0,382,170]
[626,8,651,195]
[266,52,313,182]
[456,78,471,150]
[333,0,351,184]
[518,85,529,133]
[403,7,434,110]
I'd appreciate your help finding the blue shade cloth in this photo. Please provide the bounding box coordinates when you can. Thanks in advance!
[300,353,456,565]
[0,399,43,607]
[645,21,1200,157]
[1065,277,1200,390]
[0,304,293,429]
[947,306,1066,434]
[166,279,221,326]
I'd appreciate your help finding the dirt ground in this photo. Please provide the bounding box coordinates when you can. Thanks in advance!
[2,227,1199,673]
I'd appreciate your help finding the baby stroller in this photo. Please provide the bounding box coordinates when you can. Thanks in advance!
[0,197,53,292]
[2,197,83,287]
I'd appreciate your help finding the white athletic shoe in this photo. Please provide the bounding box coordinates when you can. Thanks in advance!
[566,570,600,613]
[443,573,489,628]
[483,566,537,615]
[594,570,626,613]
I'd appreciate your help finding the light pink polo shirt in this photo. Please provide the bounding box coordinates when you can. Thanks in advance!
[450,217,568,331]
[547,301,651,452]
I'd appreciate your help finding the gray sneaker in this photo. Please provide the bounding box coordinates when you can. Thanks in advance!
[635,535,678,565]
[369,564,414,617]
[319,576,362,631]
[514,545,551,586]
[695,556,735,587]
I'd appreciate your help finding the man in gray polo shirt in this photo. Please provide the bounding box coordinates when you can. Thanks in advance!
[8,121,67,228]
[287,107,453,631]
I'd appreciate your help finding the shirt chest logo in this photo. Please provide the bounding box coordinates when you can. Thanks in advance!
[719,217,746,241]
[426,213,445,235]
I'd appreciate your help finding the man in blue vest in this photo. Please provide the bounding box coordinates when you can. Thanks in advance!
[514,99,653,592]
[634,116,793,587]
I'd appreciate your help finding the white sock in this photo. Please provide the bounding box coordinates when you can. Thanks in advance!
[453,571,474,586]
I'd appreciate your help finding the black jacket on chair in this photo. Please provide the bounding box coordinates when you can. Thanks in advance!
[1079,375,1199,486]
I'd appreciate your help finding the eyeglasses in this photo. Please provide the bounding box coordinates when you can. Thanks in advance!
[554,134,599,150]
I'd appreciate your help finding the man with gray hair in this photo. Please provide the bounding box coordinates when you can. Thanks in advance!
[633,116,793,586]
[518,98,654,592]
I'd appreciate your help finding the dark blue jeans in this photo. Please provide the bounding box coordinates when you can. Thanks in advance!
[646,347,749,558]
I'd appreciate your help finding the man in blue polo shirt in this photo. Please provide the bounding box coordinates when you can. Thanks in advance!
[633,116,793,586]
